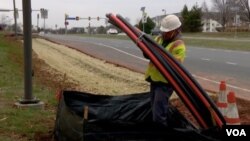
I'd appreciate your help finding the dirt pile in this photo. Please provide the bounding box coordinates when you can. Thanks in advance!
[32,38,149,95]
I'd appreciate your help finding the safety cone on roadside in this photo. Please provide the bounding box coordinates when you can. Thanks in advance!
[225,91,241,125]
[217,81,228,117]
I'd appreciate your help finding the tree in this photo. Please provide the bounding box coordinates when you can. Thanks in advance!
[96,26,106,34]
[181,5,189,32]
[201,1,210,20]
[201,1,209,13]
[189,5,203,32]
[213,0,249,28]
[212,0,231,31]
[138,16,155,34]
[238,0,250,21]
[8,23,22,32]
[181,4,203,32]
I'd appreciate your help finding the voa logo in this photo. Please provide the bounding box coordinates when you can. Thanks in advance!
[226,129,246,136]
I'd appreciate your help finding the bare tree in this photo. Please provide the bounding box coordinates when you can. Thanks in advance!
[202,1,209,13]
[0,14,8,24]
[201,1,209,20]
[212,0,230,31]
[238,0,250,21]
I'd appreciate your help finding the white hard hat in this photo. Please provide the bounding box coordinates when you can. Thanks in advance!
[160,14,181,32]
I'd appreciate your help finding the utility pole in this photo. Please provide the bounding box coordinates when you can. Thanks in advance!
[55,24,57,34]
[65,23,67,34]
[37,14,39,32]
[22,0,34,103]
[235,11,238,38]
[15,0,43,108]
[141,7,146,32]
[88,16,91,34]
[44,16,45,32]
[162,9,166,16]
[13,0,17,37]
[64,14,68,34]
[88,22,91,34]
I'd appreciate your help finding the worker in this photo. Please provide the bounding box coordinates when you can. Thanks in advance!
[144,14,186,126]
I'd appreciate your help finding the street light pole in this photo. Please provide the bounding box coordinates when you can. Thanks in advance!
[37,14,39,32]
[18,0,43,107]
[141,7,146,32]
[162,9,166,16]
[13,0,17,37]
[234,0,241,38]
[15,0,44,108]
[44,16,45,32]
[22,0,33,102]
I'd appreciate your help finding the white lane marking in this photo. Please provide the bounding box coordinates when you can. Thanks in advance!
[226,62,237,65]
[242,52,250,55]
[195,48,203,50]
[96,43,149,62]
[225,50,232,53]
[210,49,217,51]
[201,58,210,61]
[193,74,250,93]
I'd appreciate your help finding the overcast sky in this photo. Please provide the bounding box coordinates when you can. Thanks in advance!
[1,0,212,29]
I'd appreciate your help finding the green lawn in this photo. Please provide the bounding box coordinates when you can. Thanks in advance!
[0,33,57,141]
[183,32,250,38]
[182,32,250,51]
[183,38,250,51]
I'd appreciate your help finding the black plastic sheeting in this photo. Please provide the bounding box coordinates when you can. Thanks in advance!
[54,91,222,141]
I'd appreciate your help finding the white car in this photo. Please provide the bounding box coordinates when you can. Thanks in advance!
[107,28,118,34]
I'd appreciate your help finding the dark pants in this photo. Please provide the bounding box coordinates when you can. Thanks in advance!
[150,83,173,126]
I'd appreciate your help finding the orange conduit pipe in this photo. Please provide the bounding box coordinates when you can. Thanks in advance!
[116,14,225,128]
[107,13,208,129]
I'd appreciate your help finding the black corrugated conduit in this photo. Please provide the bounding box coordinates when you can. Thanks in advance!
[106,13,207,128]
[106,13,226,129]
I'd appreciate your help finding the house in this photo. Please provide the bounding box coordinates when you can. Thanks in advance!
[202,19,222,32]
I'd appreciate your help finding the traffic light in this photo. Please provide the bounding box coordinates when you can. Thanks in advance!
[76,16,79,21]
[142,12,147,23]
[40,8,44,17]
[88,17,91,20]
[97,16,100,21]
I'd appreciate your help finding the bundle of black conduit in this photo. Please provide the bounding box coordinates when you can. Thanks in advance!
[106,13,226,130]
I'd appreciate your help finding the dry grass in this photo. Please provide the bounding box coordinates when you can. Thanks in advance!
[32,38,149,95]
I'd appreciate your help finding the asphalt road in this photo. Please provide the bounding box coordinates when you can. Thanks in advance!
[42,34,250,99]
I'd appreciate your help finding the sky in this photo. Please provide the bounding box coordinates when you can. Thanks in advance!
[0,0,212,29]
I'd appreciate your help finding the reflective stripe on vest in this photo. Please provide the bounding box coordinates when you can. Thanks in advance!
[145,36,186,83]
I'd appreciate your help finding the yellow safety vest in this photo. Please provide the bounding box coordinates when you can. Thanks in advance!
[145,36,186,83]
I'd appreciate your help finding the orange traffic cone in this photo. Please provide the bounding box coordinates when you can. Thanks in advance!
[225,91,241,125]
[217,81,228,117]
